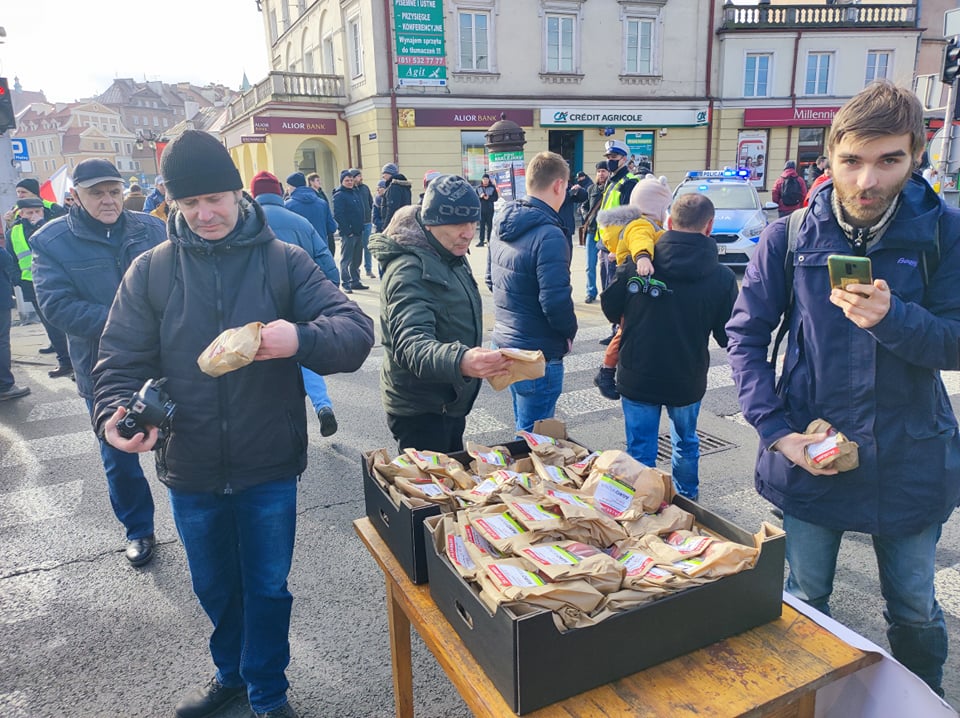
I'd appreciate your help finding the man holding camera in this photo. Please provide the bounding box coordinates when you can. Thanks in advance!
[91,131,374,718]
[31,158,165,568]
[726,81,960,696]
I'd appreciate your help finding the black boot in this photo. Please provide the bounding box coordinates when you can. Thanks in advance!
[174,676,245,718]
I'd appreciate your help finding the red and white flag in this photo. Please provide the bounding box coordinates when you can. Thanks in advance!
[39,165,73,204]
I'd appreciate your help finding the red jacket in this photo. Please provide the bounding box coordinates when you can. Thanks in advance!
[772,169,807,213]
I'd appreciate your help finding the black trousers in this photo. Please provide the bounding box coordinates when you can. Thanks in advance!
[387,413,467,454]
[478,213,494,244]
[340,233,363,288]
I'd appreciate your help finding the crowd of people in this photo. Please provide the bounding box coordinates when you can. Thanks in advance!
[0,80,958,713]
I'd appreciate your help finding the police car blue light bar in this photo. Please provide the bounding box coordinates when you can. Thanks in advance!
[685,169,751,179]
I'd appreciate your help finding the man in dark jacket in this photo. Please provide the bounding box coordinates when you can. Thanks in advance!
[371,175,511,452]
[476,173,499,247]
[32,158,164,568]
[284,171,338,256]
[306,172,330,206]
[486,151,578,431]
[252,170,341,437]
[602,194,736,501]
[92,131,374,718]
[123,184,147,212]
[726,82,960,696]
[0,233,30,401]
[584,161,609,303]
[771,160,807,217]
[332,170,367,293]
[380,162,412,229]
[143,176,165,213]
[350,169,376,279]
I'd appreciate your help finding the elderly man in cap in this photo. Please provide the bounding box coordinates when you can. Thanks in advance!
[91,130,374,718]
[3,177,66,226]
[371,174,512,452]
[143,176,166,213]
[31,158,165,567]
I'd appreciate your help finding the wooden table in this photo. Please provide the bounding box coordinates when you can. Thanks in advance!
[354,517,880,718]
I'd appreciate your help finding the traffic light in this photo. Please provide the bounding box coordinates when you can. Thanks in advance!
[943,39,960,85]
[0,77,15,134]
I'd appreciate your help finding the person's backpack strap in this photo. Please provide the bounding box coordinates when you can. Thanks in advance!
[921,215,942,288]
[769,208,807,368]
[264,239,292,320]
[147,240,177,320]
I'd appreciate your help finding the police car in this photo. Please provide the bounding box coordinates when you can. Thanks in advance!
[672,169,778,268]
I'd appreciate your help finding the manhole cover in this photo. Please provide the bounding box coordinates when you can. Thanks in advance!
[656,430,737,464]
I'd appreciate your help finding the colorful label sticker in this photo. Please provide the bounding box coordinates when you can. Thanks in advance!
[521,545,579,566]
[806,433,840,464]
[391,456,414,468]
[545,488,590,508]
[470,478,499,496]
[474,513,525,540]
[411,481,446,497]
[517,431,557,447]
[463,525,497,556]
[645,565,673,581]
[407,450,440,466]
[570,451,601,472]
[488,563,546,588]
[666,532,714,554]
[674,556,704,575]
[617,550,655,576]
[593,474,635,517]
[510,502,561,523]
[474,450,508,465]
[541,465,570,484]
[447,535,477,570]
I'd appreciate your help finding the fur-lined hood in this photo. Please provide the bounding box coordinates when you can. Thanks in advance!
[597,205,642,229]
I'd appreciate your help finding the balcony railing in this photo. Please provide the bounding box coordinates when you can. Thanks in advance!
[226,71,346,123]
[721,3,917,31]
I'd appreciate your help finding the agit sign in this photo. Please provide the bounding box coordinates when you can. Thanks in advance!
[252,115,337,135]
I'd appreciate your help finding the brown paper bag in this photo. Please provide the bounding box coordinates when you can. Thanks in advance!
[197,322,264,377]
[516,540,624,593]
[803,419,860,472]
[487,348,546,391]
[622,503,695,537]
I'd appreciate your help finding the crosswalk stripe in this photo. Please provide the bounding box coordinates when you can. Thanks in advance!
[25,399,88,422]
[465,408,510,435]
[0,432,98,468]
[556,388,621,418]
[0,480,84,528]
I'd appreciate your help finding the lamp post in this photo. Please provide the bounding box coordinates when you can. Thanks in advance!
[135,130,166,179]
[484,113,527,201]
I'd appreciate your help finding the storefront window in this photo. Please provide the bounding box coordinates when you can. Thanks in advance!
[461,131,488,182]
[797,128,825,180]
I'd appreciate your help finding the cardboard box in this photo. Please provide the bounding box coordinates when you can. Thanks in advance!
[424,497,786,714]
[362,439,533,584]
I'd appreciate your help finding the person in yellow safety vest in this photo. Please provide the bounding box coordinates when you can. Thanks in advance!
[3,178,66,227]
[5,198,73,378]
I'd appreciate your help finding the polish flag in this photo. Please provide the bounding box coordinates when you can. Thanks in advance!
[39,165,74,204]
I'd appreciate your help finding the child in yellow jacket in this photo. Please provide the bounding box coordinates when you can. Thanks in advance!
[593,175,673,400]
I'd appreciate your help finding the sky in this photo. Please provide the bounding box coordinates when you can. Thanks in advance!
[0,2,271,103]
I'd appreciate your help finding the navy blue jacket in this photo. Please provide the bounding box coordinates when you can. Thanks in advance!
[558,183,588,239]
[486,197,577,359]
[332,185,365,237]
[143,187,165,213]
[31,208,166,399]
[284,185,337,242]
[727,176,960,535]
[256,193,339,285]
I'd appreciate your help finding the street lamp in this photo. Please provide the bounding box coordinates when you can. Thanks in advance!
[135,129,161,151]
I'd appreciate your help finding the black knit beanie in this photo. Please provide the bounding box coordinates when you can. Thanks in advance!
[16,178,41,196]
[161,130,243,200]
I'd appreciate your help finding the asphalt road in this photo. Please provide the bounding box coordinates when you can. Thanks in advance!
[1,242,958,717]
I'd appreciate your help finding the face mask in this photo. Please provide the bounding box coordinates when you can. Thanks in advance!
[606,158,621,173]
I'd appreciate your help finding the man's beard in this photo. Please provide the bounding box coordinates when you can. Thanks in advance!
[834,171,912,227]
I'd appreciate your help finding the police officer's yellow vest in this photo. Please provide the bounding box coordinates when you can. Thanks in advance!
[600,171,639,212]
[9,223,32,282]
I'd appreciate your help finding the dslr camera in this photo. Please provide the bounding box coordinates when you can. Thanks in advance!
[116,378,176,439]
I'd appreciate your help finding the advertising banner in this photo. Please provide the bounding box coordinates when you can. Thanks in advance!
[394,0,447,87]
[737,130,768,189]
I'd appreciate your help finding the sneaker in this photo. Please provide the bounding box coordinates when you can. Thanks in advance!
[318,407,338,437]
[254,703,300,718]
[38,345,56,354]
[366,272,376,279]
[593,367,620,400]
[598,332,615,346]
[584,295,596,304]
[174,676,245,718]
[351,283,370,290]
[341,285,353,294]
[0,385,30,401]
[48,364,74,379]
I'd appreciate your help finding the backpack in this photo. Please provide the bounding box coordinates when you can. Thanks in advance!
[780,174,803,207]
[146,239,292,321]
[769,207,942,367]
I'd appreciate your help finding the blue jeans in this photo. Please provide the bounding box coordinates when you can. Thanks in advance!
[585,231,598,299]
[169,477,298,713]
[621,397,701,499]
[509,358,564,432]
[362,222,373,275]
[300,366,331,413]
[0,307,14,390]
[783,514,947,693]
[84,398,154,540]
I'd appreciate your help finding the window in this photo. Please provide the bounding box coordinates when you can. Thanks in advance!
[625,18,654,75]
[744,53,771,97]
[113,142,120,152]
[153,117,159,127]
[297,0,306,13]
[322,35,335,74]
[347,16,364,79]
[281,0,290,32]
[545,14,575,72]
[126,143,132,154]
[865,51,891,84]
[269,10,279,43]
[805,53,831,95]
[163,118,169,128]
[459,11,489,71]
[461,131,488,182]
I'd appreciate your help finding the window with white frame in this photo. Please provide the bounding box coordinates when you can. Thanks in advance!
[322,35,335,74]
[269,10,279,43]
[805,52,832,95]
[347,15,364,79]
[545,13,575,72]
[459,11,490,71]
[865,50,891,84]
[624,16,655,75]
[744,53,771,97]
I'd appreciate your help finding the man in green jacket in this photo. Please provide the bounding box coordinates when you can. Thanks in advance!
[370,174,512,452]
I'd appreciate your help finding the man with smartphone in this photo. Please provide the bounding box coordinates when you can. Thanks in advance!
[726,81,960,698]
